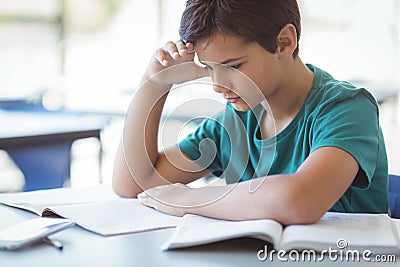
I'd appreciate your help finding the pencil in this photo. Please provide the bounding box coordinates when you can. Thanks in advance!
[42,237,64,251]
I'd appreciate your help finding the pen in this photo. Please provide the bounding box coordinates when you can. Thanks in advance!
[42,237,64,251]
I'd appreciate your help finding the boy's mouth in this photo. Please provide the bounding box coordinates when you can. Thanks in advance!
[225,97,241,103]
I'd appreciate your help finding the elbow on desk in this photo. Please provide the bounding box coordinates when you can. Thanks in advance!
[111,173,143,198]
[279,202,325,226]
[112,154,144,198]
[270,182,327,226]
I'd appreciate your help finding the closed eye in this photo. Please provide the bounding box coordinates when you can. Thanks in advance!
[227,63,243,70]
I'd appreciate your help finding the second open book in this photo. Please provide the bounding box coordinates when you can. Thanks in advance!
[0,186,181,236]
[163,212,400,254]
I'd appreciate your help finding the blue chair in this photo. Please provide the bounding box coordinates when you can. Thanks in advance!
[388,174,400,218]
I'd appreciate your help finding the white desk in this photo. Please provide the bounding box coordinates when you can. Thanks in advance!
[0,203,398,267]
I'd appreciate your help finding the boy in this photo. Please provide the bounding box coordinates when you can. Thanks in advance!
[112,0,388,225]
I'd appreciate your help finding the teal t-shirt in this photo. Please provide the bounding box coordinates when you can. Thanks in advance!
[178,64,388,213]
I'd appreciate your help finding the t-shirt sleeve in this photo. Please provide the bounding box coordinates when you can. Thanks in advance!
[178,115,225,174]
[310,90,380,189]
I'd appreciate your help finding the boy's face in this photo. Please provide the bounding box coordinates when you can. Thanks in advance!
[195,33,281,112]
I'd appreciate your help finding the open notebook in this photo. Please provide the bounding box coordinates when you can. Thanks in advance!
[163,212,400,254]
[0,186,181,236]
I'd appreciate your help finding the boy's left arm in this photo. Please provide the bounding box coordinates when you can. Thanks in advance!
[138,146,358,225]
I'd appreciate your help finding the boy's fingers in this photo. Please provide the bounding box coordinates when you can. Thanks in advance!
[185,42,195,53]
[153,41,196,68]
[176,40,188,56]
[163,41,180,60]
[154,48,169,66]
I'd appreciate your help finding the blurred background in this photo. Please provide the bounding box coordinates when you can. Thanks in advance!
[0,0,399,192]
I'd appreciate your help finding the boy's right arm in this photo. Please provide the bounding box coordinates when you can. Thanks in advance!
[112,41,211,198]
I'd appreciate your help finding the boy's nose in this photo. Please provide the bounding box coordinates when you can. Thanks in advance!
[213,83,230,94]
[211,68,232,94]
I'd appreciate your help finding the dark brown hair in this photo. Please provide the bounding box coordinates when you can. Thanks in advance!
[179,0,301,58]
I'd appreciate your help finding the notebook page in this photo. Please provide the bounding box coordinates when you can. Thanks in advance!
[279,212,398,251]
[0,186,117,215]
[49,198,181,236]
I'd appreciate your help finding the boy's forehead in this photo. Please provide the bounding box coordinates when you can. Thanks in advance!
[194,33,248,62]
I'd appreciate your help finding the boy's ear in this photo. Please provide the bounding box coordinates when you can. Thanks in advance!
[276,24,297,59]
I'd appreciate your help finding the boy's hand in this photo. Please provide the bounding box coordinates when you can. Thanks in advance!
[138,183,193,217]
[144,40,209,86]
